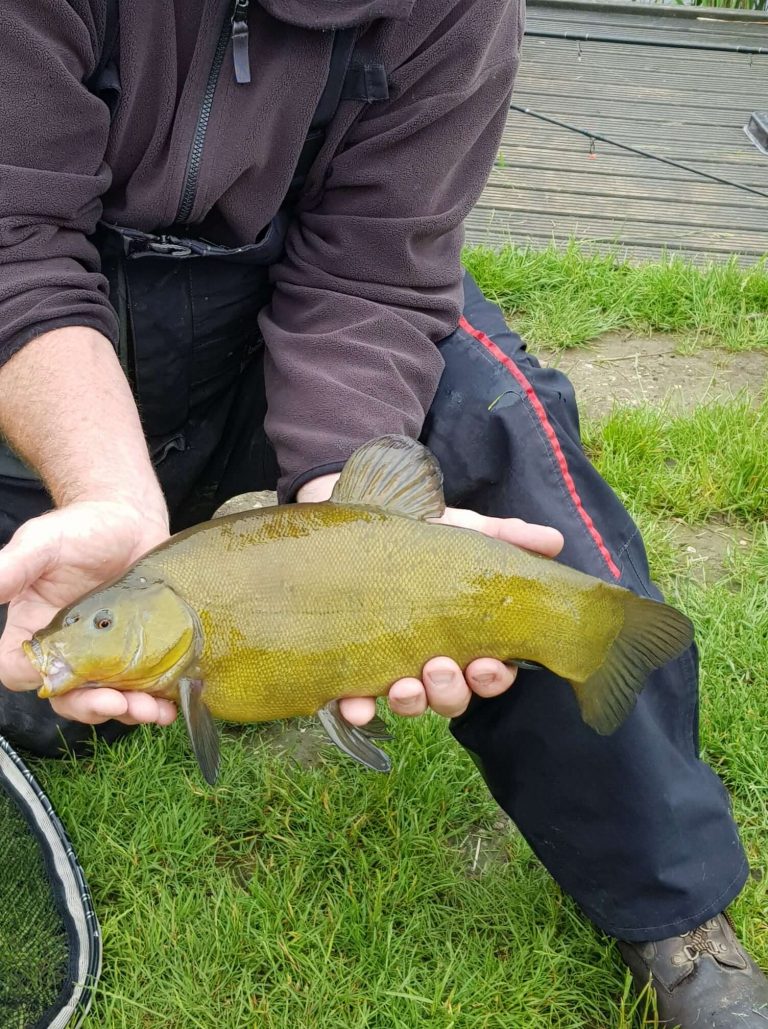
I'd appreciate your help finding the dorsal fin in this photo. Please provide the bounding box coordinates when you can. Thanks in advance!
[330,435,445,520]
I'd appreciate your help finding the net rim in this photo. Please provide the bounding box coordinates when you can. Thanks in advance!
[0,734,101,1029]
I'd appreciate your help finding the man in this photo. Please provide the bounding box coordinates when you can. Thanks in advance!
[0,2,765,1024]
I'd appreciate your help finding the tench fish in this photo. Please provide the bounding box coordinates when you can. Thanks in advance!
[24,435,694,785]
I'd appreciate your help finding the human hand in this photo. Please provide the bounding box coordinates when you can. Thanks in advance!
[0,500,177,727]
[295,473,565,725]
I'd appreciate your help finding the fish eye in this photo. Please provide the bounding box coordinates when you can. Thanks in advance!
[93,610,114,631]
[63,612,81,627]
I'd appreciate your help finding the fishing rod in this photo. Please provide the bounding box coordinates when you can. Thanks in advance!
[507,104,768,200]
[526,28,768,55]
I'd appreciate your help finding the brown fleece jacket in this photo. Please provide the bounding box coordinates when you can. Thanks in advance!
[0,0,523,497]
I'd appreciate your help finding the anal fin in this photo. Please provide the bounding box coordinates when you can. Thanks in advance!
[505,658,546,672]
[179,677,221,785]
[317,700,391,772]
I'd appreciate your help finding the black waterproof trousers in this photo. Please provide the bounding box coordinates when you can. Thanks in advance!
[0,255,747,942]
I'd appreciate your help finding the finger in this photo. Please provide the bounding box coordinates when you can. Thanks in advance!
[0,619,46,691]
[49,688,177,726]
[50,687,130,725]
[0,644,42,691]
[465,658,517,698]
[493,519,564,558]
[422,657,472,718]
[388,678,428,718]
[151,699,178,726]
[296,473,341,504]
[439,508,564,558]
[338,696,376,725]
[120,692,178,726]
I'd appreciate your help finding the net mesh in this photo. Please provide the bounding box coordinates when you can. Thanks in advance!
[0,779,69,1029]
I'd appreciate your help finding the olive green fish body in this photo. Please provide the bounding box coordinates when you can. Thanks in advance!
[26,434,694,784]
[139,502,624,722]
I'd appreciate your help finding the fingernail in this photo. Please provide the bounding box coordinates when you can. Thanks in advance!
[429,671,454,687]
[400,693,421,707]
[472,673,495,687]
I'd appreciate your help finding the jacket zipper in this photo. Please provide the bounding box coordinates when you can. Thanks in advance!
[176,0,250,224]
[232,0,252,84]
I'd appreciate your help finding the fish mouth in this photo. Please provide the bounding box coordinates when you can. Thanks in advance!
[23,639,81,698]
[22,637,44,673]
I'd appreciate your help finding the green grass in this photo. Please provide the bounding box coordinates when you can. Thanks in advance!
[463,243,768,350]
[13,246,767,1027]
[583,395,768,524]
[652,0,766,9]
[36,722,645,1029]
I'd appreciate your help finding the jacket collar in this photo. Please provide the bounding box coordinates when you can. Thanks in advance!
[258,0,414,29]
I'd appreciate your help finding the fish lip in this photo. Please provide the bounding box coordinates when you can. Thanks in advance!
[24,641,80,699]
[22,636,44,672]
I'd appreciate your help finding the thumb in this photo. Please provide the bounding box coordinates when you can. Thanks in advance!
[0,524,57,604]
[0,618,44,691]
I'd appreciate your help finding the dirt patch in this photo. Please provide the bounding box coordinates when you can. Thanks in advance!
[454,813,519,877]
[666,520,752,584]
[538,333,768,421]
[225,719,331,769]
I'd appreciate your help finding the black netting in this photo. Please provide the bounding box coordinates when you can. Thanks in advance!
[0,781,69,1028]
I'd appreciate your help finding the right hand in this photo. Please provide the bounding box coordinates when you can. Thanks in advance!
[0,500,178,727]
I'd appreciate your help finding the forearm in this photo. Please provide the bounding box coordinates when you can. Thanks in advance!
[262,4,520,499]
[0,326,166,522]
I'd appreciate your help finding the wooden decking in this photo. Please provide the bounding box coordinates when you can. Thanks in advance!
[468,0,768,263]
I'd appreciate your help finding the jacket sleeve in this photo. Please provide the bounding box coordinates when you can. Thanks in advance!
[0,1,117,367]
[260,0,523,500]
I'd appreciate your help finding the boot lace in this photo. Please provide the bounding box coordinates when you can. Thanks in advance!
[672,919,729,967]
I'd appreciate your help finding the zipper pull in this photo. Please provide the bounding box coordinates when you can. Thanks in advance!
[231,0,251,84]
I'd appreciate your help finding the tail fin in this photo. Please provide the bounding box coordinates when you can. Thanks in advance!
[570,593,694,735]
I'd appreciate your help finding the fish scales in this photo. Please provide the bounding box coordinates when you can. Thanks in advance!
[140,502,622,722]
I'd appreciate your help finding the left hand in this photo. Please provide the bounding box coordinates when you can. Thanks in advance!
[296,473,564,725]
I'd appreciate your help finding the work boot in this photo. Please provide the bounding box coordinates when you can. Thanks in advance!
[618,913,768,1027]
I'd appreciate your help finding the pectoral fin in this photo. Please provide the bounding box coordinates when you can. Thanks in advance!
[358,713,394,741]
[179,677,221,785]
[317,700,391,772]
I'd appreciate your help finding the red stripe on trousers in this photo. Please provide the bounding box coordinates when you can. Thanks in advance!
[458,315,622,581]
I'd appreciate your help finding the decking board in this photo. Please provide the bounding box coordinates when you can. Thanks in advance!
[471,1,768,263]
